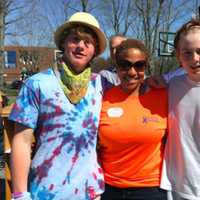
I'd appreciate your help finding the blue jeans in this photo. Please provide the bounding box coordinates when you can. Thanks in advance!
[101,184,167,200]
[0,179,5,200]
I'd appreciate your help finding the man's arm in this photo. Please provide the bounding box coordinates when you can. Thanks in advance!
[145,67,186,88]
[11,123,34,193]
[100,69,120,85]
[162,67,186,84]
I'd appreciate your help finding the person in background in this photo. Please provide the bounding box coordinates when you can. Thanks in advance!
[98,39,168,200]
[9,12,108,200]
[20,67,29,81]
[109,34,127,68]
[0,90,8,158]
[160,19,200,200]
[100,34,127,85]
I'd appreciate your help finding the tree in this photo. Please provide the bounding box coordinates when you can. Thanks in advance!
[4,0,198,77]
[0,0,35,86]
[100,0,134,36]
[0,0,7,87]
[18,48,44,73]
[130,0,190,75]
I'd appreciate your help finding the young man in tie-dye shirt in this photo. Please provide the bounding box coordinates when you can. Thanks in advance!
[10,12,110,200]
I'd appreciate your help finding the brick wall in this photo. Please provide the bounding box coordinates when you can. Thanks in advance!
[4,46,56,83]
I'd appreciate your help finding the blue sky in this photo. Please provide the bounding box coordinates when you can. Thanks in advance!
[4,0,200,58]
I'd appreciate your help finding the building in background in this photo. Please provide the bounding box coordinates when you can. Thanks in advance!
[3,46,58,83]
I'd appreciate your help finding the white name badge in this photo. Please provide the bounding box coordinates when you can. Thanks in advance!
[107,107,124,118]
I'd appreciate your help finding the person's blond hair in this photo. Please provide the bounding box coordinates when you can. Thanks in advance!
[174,19,200,49]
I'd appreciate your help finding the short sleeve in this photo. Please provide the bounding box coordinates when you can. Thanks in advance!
[9,81,40,129]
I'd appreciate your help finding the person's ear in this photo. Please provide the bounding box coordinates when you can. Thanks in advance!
[61,41,65,50]
[60,37,68,51]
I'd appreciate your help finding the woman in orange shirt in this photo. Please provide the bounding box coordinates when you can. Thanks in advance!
[98,39,168,200]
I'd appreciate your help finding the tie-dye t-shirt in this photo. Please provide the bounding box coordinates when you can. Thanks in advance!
[9,68,106,200]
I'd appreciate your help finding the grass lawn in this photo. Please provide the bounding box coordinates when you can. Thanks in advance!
[7,97,16,105]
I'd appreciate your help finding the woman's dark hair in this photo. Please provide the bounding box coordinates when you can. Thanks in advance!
[115,38,149,65]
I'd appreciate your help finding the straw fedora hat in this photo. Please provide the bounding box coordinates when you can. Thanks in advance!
[54,12,107,56]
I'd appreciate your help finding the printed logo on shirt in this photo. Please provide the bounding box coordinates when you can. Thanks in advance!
[107,107,124,118]
[142,116,159,124]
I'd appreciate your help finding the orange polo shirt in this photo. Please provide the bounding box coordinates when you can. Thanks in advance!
[98,86,168,188]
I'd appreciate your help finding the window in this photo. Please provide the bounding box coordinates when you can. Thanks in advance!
[4,51,17,69]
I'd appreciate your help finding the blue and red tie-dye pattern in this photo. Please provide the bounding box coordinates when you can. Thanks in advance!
[9,68,105,200]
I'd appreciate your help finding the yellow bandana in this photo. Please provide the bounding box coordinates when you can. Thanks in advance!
[58,61,91,104]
